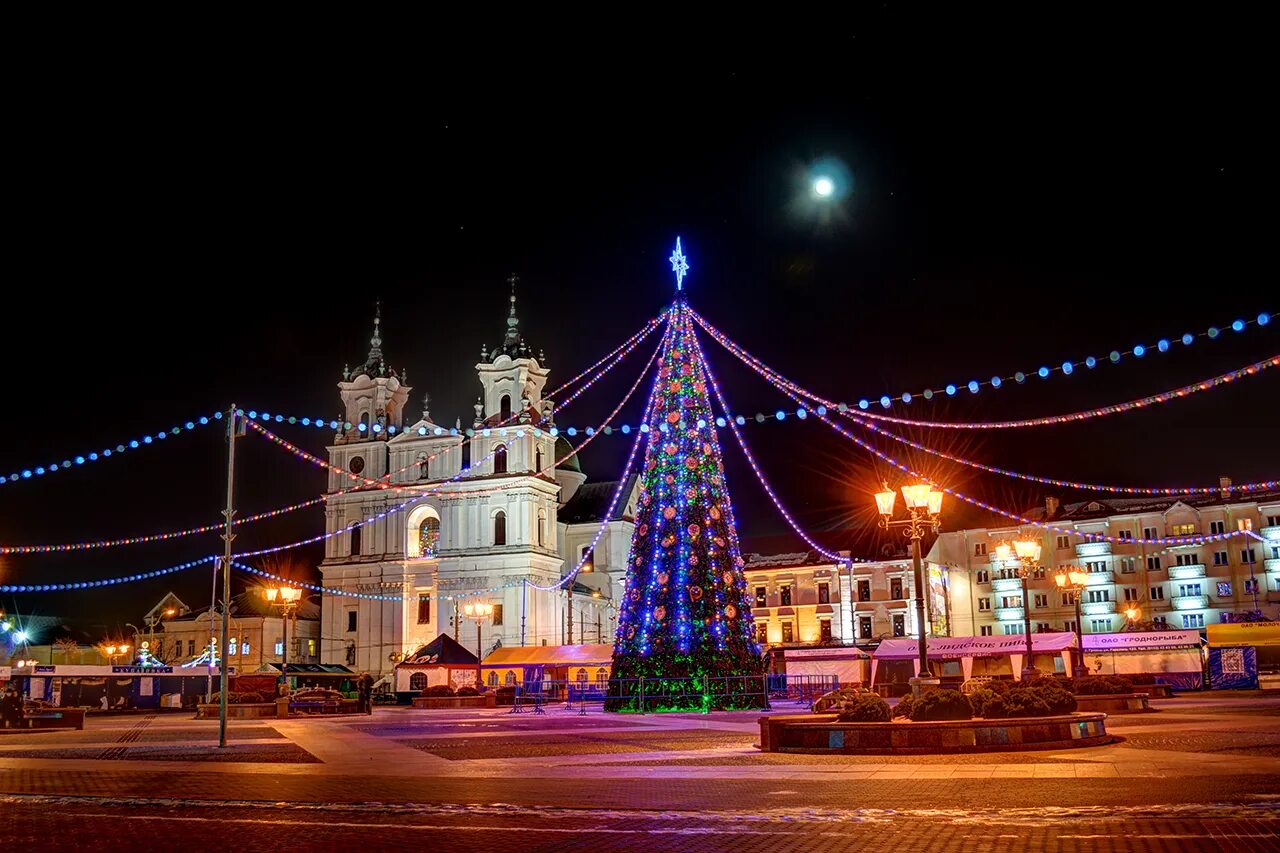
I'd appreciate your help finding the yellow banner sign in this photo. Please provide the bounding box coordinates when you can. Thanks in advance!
[1206,621,1280,647]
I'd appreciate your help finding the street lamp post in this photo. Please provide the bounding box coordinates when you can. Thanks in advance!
[1054,566,1088,674]
[875,483,944,696]
[996,535,1043,681]
[463,602,494,688]
[1123,605,1141,629]
[262,586,302,696]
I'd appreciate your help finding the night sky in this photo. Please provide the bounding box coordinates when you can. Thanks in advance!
[3,14,1275,639]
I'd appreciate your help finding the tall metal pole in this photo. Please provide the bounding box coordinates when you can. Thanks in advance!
[1020,568,1035,679]
[567,586,574,645]
[910,533,930,678]
[218,406,238,749]
[520,579,527,647]
[475,621,483,688]
[1074,594,1084,674]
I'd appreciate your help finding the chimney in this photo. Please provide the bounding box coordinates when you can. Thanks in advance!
[1045,496,1060,519]
[1220,475,1232,500]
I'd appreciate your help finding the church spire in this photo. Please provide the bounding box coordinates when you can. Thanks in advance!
[503,273,520,351]
[365,300,384,373]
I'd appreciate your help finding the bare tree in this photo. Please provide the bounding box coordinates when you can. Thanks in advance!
[54,638,81,664]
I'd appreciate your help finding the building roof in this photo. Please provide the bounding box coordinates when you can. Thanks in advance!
[558,475,638,524]
[555,435,582,473]
[1028,490,1280,524]
[401,633,478,667]
[258,663,356,675]
[482,643,615,668]
[166,590,320,624]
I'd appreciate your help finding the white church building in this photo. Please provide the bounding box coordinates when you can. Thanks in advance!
[318,286,636,678]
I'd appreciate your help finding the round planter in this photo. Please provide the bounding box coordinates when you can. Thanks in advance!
[759,712,1111,755]
[1072,693,1152,714]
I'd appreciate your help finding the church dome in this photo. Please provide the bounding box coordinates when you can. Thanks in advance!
[555,435,582,473]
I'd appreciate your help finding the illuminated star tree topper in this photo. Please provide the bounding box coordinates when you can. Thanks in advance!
[669,237,689,291]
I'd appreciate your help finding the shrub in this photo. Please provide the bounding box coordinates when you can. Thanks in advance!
[1071,676,1133,695]
[999,688,1051,718]
[455,686,480,697]
[968,688,1001,718]
[835,693,891,723]
[908,688,973,722]
[423,684,455,697]
[892,693,915,719]
[1032,684,1077,714]
[238,691,264,704]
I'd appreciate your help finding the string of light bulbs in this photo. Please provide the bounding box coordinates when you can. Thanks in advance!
[1,412,221,488]
[0,556,217,594]
[237,331,667,562]
[697,308,1272,411]
[231,560,522,603]
[730,343,1257,546]
[690,308,1278,430]
[687,307,854,564]
[526,317,671,593]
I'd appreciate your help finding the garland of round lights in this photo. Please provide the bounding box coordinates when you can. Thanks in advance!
[0,497,327,556]
[238,331,667,560]
[698,309,1272,411]
[1,412,221,487]
[687,307,854,564]
[526,318,671,592]
[242,310,663,440]
[0,556,217,594]
[738,351,1256,547]
[232,560,524,603]
[691,307,1279,430]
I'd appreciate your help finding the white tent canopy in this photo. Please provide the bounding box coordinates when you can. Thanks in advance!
[871,632,1077,684]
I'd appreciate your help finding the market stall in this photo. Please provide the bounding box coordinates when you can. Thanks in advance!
[1081,630,1204,689]
[870,632,1077,688]
[780,646,869,686]
[393,634,479,692]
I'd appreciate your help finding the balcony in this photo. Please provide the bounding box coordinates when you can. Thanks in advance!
[1172,594,1209,611]
[1260,525,1280,543]
[1075,541,1112,559]
[991,576,1023,593]
[1169,563,1207,580]
[994,606,1025,622]
[1265,558,1280,574]
[1084,571,1115,586]
[1081,600,1116,616]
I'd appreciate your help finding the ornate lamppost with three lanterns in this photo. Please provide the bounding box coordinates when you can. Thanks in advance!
[1054,566,1089,673]
[994,535,1044,681]
[874,482,944,696]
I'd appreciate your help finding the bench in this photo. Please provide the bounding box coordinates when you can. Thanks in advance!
[16,708,86,731]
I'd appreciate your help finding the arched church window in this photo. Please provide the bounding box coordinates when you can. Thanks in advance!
[493,511,507,546]
[500,395,512,422]
[537,510,546,548]
[350,524,362,556]
[419,517,440,558]
[409,673,426,691]
[417,452,429,480]
[359,412,370,433]
[535,447,543,473]
[493,444,508,474]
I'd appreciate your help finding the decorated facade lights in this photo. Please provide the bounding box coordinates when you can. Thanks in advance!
[992,536,1044,680]
[691,305,1272,412]
[462,601,494,687]
[0,555,218,594]
[1,411,222,488]
[234,560,519,603]
[875,482,944,693]
[1053,567,1089,673]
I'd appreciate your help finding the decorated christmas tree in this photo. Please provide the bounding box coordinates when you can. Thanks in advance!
[605,288,765,712]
